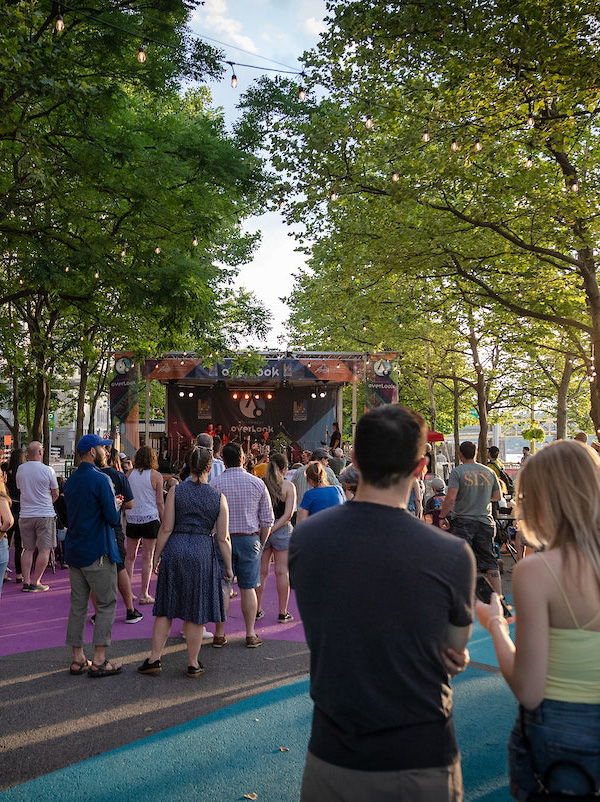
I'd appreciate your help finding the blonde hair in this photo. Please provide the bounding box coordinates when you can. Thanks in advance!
[306,461,328,486]
[516,440,600,586]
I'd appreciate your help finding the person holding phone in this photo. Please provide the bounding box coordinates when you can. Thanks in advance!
[477,439,600,799]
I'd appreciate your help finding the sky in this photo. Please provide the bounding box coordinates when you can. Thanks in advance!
[188,0,328,348]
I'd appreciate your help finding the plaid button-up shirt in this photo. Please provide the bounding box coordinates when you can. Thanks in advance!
[211,467,274,534]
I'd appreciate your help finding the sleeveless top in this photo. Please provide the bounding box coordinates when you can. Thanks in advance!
[540,553,600,703]
[126,469,159,524]
[172,481,221,535]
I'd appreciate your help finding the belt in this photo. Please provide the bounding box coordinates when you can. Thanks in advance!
[230,532,259,537]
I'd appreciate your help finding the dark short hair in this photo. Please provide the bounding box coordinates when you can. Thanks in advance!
[460,441,477,460]
[212,435,222,454]
[354,405,427,488]
[222,442,244,468]
[488,446,499,459]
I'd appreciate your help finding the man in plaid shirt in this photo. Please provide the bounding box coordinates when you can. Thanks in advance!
[211,442,274,648]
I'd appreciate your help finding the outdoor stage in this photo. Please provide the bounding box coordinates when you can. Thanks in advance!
[110,352,399,462]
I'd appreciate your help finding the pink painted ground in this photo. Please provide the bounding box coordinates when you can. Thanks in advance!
[0,552,304,657]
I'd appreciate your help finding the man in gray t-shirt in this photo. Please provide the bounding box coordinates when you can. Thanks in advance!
[439,441,502,594]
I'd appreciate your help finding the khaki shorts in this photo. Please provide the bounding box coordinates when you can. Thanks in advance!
[20,517,57,551]
[301,751,463,802]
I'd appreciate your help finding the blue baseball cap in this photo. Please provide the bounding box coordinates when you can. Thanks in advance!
[77,434,114,454]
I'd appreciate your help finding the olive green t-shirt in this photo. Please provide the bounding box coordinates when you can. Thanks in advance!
[448,463,500,525]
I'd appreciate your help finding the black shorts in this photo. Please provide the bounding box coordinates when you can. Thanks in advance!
[450,518,498,573]
[115,529,126,572]
[126,520,160,540]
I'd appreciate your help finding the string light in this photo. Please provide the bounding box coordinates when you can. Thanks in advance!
[19,279,24,285]
[451,138,458,152]
[311,391,317,398]
[422,129,430,143]
[391,172,400,182]
[137,45,146,63]
[227,62,237,88]
[365,114,374,129]
[236,219,243,230]
[525,154,533,169]
[192,236,198,247]
[571,180,579,192]
[64,266,69,272]
[526,113,535,128]
[330,191,339,201]
[55,14,65,32]
[474,138,482,152]
[94,270,99,278]
[298,85,307,101]
[266,392,273,400]
[120,247,126,258]
[155,245,161,254]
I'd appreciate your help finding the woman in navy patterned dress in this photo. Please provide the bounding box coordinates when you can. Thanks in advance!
[138,445,233,677]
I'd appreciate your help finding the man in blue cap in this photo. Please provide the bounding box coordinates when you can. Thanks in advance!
[64,434,123,677]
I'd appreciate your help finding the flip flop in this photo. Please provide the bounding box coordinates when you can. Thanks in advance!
[69,659,91,675]
[88,659,123,678]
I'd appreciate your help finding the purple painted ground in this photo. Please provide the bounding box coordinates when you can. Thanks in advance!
[0,551,304,657]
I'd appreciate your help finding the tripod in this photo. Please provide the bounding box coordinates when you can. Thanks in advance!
[495,516,519,563]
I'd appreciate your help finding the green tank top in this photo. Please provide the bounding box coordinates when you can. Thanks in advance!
[540,553,600,703]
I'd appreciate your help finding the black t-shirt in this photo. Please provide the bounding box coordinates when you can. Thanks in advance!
[329,430,341,450]
[100,467,133,534]
[289,501,475,771]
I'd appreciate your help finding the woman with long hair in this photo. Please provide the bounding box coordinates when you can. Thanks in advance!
[477,439,600,799]
[297,461,345,523]
[5,449,24,582]
[256,452,296,623]
[125,445,164,604]
[138,445,233,676]
[0,476,14,597]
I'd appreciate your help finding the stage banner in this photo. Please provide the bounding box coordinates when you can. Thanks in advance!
[365,356,398,410]
[166,384,337,456]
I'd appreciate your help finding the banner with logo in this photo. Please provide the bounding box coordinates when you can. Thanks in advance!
[166,384,336,455]
[365,356,398,409]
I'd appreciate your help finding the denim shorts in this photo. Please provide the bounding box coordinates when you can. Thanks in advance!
[0,537,9,600]
[265,522,292,552]
[450,518,497,573]
[231,535,262,589]
[509,699,600,799]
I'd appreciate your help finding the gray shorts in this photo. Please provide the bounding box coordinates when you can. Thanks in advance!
[264,522,292,551]
[20,517,57,551]
[301,751,463,802]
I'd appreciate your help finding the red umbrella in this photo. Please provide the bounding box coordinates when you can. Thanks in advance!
[427,430,445,442]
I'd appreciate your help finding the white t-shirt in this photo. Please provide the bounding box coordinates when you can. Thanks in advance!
[16,461,58,517]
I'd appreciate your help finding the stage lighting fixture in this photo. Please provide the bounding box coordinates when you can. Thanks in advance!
[244,392,251,400]
[254,393,260,399]
[232,392,239,400]
[319,391,326,398]
[178,391,184,397]
[311,391,317,399]
[266,392,273,400]
[188,392,194,398]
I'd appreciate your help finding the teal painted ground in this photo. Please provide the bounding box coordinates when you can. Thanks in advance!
[0,620,516,802]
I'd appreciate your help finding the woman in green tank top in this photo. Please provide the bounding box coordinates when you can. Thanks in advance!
[476,439,600,799]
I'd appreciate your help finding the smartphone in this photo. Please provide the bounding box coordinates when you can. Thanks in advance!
[475,575,494,604]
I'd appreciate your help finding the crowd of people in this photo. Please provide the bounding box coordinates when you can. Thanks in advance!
[1,413,600,800]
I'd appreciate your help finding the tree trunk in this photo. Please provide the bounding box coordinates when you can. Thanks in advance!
[467,327,488,462]
[74,358,89,467]
[426,349,437,471]
[556,356,574,440]
[11,370,20,447]
[31,374,46,444]
[42,381,50,464]
[579,250,600,437]
[453,375,461,467]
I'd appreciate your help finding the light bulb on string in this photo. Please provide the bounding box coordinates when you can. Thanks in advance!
[55,14,64,32]
[192,236,198,247]
[526,114,535,128]
[227,62,237,88]
[137,45,146,63]
[571,180,579,192]
[525,154,533,169]
[365,114,374,129]
[94,270,99,279]
[298,86,307,101]
[474,138,482,152]
[236,219,243,230]
[330,191,339,201]
[120,247,126,258]
[64,266,69,272]
[422,129,430,143]
[155,245,161,254]
[451,138,458,152]
[18,279,24,285]
[391,172,400,182]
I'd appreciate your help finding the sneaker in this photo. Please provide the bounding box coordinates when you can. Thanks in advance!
[90,614,96,625]
[29,583,49,592]
[186,663,205,678]
[245,634,262,648]
[202,628,214,640]
[255,609,265,620]
[125,608,143,624]
[138,658,162,675]
[21,584,32,592]
[15,577,23,584]
[278,612,294,623]
[212,635,228,648]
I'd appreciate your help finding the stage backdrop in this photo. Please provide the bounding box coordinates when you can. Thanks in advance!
[167,384,337,454]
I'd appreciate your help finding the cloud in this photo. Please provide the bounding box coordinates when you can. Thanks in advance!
[202,0,258,53]
[303,16,327,36]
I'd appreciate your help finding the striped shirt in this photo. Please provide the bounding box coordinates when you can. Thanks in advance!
[211,467,274,534]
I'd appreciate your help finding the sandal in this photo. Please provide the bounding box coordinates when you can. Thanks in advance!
[88,659,123,678]
[69,659,91,675]
[138,595,155,605]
